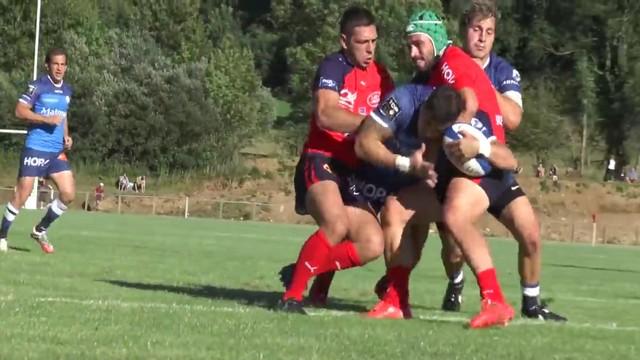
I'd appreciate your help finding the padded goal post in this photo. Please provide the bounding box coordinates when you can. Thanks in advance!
[0,128,39,210]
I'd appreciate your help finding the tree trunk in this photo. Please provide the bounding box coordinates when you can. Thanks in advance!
[580,110,588,175]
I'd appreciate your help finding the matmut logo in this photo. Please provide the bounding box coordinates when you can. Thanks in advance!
[441,62,456,84]
[24,157,50,167]
[339,89,357,110]
[39,108,67,117]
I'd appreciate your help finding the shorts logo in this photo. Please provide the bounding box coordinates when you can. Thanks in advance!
[379,97,401,121]
[24,157,50,167]
[367,91,381,108]
[322,164,333,174]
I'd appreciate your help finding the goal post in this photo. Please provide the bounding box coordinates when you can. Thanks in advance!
[0,129,39,210]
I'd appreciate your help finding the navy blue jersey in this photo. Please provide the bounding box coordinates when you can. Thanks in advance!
[18,75,73,152]
[483,53,522,108]
[358,84,436,192]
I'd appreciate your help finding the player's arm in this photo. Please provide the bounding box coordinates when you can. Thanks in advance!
[15,84,62,125]
[494,63,524,130]
[458,87,479,122]
[15,102,60,125]
[355,118,435,181]
[445,131,518,171]
[496,90,522,130]
[313,89,364,133]
[486,140,518,170]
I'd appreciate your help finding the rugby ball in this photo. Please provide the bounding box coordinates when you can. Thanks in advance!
[442,123,492,177]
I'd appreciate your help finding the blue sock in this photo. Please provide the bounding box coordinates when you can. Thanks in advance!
[0,203,19,238]
[36,199,67,231]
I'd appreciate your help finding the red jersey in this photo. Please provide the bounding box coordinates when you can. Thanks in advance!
[428,46,505,144]
[303,51,394,168]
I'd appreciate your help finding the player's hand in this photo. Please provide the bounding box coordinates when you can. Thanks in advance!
[409,144,438,187]
[64,135,73,150]
[445,131,479,162]
[45,114,63,125]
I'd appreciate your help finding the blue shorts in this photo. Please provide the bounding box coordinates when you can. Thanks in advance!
[18,148,71,178]
[434,153,524,218]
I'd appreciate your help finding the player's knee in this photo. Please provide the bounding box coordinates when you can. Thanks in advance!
[441,243,464,264]
[59,190,75,205]
[381,200,410,228]
[519,228,540,256]
[320,218,349,244]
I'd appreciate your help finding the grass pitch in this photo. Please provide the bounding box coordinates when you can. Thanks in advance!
[0,211,639,359]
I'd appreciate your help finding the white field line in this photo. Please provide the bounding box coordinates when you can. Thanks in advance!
[1,296,631,332]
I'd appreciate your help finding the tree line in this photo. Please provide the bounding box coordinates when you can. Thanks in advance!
[1,0,639,173]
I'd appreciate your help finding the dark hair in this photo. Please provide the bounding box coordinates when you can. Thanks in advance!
[339,6,376,36]
[459,0,498,33]
[45,48,67,64]
[420,85,463,128]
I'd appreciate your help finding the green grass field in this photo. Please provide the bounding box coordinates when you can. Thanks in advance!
[0,212,639,359]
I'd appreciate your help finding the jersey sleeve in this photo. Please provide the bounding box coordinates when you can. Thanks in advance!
[369,85,417,134]
[495,62,523,108]
[312,56,347,93]
[18,80,39,107]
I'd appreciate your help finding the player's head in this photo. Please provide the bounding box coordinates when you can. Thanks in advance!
[460,0,497,62]
[339,6,377,68]
[406,10,451,72]
[418,85,463,140]
[45,48,68,83]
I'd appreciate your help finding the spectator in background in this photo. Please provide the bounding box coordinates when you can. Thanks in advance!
[38,178,54,209]
[604,155,616,182]
[138,176,146,193]
[549,164,560,188]
[94,182,105,209]
[536,162,545,178]
[626,166,637,184]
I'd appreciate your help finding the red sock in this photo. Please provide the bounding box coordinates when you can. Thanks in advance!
[283,229,332,301]
[317,241,362,274]
[382,266,411,308]
[476,268,505,303]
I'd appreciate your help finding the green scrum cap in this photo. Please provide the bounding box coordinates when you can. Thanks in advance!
[406,10,451,57]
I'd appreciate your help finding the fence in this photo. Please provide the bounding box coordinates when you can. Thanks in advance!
[1,187,638,246]
[0,187,293,223]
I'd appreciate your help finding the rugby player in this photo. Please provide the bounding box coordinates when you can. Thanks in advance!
[0,48,75,254]
[276,6,396,314]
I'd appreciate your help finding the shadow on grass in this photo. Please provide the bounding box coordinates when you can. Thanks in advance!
[546,263,640,274]
[9,246,31,252]
[99,279,369,313]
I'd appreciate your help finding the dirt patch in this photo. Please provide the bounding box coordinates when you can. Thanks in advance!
[94,157,640,245]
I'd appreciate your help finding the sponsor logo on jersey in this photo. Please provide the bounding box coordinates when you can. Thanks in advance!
[512,69,521,82]
[339,89,357,111]
[441,62,456,84]
[378,97,401,121]
[319,77,337,90]
[367,91,381,108]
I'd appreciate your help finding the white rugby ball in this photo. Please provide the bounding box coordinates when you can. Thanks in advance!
[442,123,493,177]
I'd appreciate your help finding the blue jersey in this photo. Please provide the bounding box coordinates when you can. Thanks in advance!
[18,75,73,152]
[357,84,436,192]
[483,53,522,108]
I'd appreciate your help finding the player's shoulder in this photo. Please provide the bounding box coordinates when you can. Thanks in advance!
[391,83,434,103]
[489,53,521,80]
[318,51,353,71]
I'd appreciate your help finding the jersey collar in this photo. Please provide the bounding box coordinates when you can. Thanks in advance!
[47,75,64,88]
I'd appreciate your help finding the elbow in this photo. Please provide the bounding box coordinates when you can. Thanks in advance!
[14,106,22,119]
[504,110,523,131]
[315,108,331,130]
